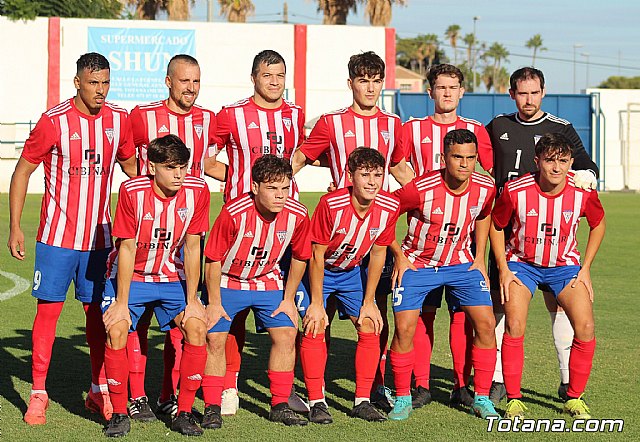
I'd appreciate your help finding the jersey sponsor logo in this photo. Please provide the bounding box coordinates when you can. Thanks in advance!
[247,121,259,129]
[369,227,379,239]
[381,130,390,144]
[177,207,188,222]
[105,128,114,144]
[143,212,154,221]
[194,124,203,139]
[432,207,444,215]
[421,136,432,143]
[526,208,538,216]
[562,210,573,223]
[336,227,347,235]
[283,117,292,131]
[70,132,81,141]
[344,130,355,138]
[443,222,460,237]
[154,228,172,242]
[84,148,101,165]
[534,135,542,145]
[276,230,287,244]
[68,148,109,176]
[500,132,509,141]
[158,125,169,133]
[244,231,254,238]
[251,246,268,259]
[540,223,557,237]
[469,205,480,218]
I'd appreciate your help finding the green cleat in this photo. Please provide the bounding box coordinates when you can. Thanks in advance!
[470,395,500,419]
[504,399,528,419]
[564,396,591,419]
[388,395,412,421]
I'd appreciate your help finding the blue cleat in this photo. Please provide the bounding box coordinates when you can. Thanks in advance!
[388,395,412,421]
[470,395,500,419]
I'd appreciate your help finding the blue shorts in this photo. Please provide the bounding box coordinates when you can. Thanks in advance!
[32,242,110,303]
[360,249,394,296]
[208,288,296,333]
[392,263,491,312]
[298,266,365,320]
[102,279,186,332]
[507,262,580,297]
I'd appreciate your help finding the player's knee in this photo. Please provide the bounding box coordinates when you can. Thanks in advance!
[206,333,227,356]
[356,317,375,334]
[573,320,595,341]
[475,316,496,339]
[106,323,129,350]
[272,327,297,349]
[182,319,206,346]
[504,317,526,337]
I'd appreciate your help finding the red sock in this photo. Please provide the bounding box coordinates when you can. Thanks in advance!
[223,333,242,391]
[355,332,381,399]
[567,338,596,398]
[31,301,64,391]
[502,333,524,399]
[160,327,183,402]
[373,323,389,388]
[268,370,294,407]
[449,311,472,389]
[472,345,497,396]
[202,375,224,407]
[390,349,415,396]
[104,346,129,414]
[84,302,107,386]
[127,322,149,399]
[300,333,327,401]
[177,343,207,414]
[413,311,435,389]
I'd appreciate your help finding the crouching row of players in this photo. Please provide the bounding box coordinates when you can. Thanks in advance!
[101,129,604,436]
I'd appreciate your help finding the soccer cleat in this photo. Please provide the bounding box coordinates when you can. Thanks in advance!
[350,401,387,422]
[171,411,204,436]
[411,386,432,409]
[288,385,310,413]
[128,396,157,422]
[470,396,501,419]
[269,403,308,426]
[308,402,333,424]
[156,395,178,419]
[558,383,569,401]
[489,381,507,405]
[86,389,113,421]
[104,413,130,438]
[450,386,474,408]
[388,395,412,421]
[24,392,49,425]
[371,385,394,413]
[504,398,528,419]
[221,388,239,416]
[201,405,223,429]
[564,396,591,419]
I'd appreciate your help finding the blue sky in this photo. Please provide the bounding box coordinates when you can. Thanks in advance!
[187,0,640,93]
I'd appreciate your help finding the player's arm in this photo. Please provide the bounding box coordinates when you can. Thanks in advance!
[182,233,207,327]
[389,240,416,290]
[489,219,523,303]
[302,243,329,337]
[389,158,415,187]
[117,155,137,178]
[204,156,228,181]
[103,238,135,331]
[469,214,491,285]
[204,259,230,329]
[8,158,39,260]
[359,244,385,334]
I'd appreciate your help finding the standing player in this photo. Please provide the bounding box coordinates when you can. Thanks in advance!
[101,135,210,437]
[387,129,499,421]
[201,155,310,428]
[486,67,600,404]
[292,51,413,408]
[300,148,400,424]
[207,49,307,415]
[7,52,136,425]
[490,133,605,419]
[127,54,219,421]
[401,64,493,409]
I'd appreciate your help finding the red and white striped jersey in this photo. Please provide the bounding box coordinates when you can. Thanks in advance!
[21,98,135,251]
[298,107,405,191]
[492,173,604,267]
[216,97,305,201]
[129,101,217,178]
[204,194,311,291]
[107,176,210,282]
[310,188,400,271]
[402,116,493,175]
[394,170,496,268]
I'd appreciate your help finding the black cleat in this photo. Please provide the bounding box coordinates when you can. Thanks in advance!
[489,381,507,406]
[308,402,333,424]
[201,405,223,430]
[558,383,569,401]
[128,396,157,422]
[411,386,432,409]
[450,386,474,408]
[269,403,308,426]
[156,394,178,419]
[350,401,387,422]
[171,411,204,436]
[104,413,130,438]
[370,386,393,413]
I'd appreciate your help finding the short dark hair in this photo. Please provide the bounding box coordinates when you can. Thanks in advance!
[443,129,478,154]
[510,67,545,91]
[167,54,199,76]
[534,133,573,159]
[427,64,464,89]
[348,51,385,80]
[147,134,190,166]
[252,154,292,184]
[76,52,109,75]
[251,50,286,77]
[348,147,386,173]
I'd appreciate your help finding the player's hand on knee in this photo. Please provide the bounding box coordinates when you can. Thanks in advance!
[358,302,383,335]
[182,298,207,328]
[499,269,523,304]
[205,303,230,329]
[571,267,594,302]
[103,299,132,332]
[272,299,299,328]
[302,304,328,338]
[8,228,26,260]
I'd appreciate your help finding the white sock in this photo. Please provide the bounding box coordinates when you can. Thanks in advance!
[91,383,108,393]
[493,313,505,383]
[550,311,573,384]
[354,397,370,407]
[31,389,47,396]
[309,398,327,407]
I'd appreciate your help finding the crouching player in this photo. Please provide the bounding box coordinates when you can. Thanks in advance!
[388,129,499,420]
[202,155,310,428]
[490,133,605,419]
[300,148,400,424]
[101,135,210,437]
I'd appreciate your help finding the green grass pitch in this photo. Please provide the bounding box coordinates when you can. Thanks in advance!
[0,192,638,440]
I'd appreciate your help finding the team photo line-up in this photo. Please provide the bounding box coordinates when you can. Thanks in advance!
[7,48,605,437]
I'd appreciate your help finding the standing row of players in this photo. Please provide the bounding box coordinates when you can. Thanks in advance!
[7,49,603,436]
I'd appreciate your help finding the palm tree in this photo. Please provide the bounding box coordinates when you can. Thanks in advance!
[124,0,191,20]
[316,0,358,25]
[444,24,461,64]
[462,33,476,66]
[365,0,407,26]
[218,0,255,22]
[525,34,547,66]
[482,42,509,92]
[396,34,441,77]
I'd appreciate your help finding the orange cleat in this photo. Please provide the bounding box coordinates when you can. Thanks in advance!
[24,392,49,425]
[85,390,113,421]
